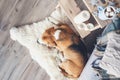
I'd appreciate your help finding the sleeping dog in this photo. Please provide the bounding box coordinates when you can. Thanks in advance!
[42,24,88,78]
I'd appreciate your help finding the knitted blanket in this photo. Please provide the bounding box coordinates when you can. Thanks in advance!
[99,31,120,78]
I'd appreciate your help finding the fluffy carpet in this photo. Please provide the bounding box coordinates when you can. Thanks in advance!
[10,6,76,80]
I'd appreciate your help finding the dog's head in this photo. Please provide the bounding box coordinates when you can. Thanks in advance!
[54,25,80,50]
[42,24,79,50]
[42,27,57,47]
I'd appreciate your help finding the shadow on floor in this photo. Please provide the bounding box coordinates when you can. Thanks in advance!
[83,28,105,54]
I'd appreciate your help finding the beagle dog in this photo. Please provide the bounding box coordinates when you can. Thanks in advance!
[41,24,88,78]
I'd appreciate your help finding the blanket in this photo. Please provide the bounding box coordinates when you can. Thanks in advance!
[99,31,120,78]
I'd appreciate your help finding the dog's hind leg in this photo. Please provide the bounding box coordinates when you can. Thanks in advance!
[59,60,82,78]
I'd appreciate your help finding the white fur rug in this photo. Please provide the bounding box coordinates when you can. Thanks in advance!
[10,6,77,80]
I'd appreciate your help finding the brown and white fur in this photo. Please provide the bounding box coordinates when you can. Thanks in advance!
[42,24,88,78]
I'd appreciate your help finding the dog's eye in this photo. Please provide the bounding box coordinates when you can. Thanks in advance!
[42,36,47,40]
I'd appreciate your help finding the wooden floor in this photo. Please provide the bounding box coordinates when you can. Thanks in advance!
[1,0,116,80]
[0,0,58,80]
[0,0,103,80]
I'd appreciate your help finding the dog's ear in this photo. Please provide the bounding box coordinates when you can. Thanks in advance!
[72,35,80,44]
[59,25,75,34]
[42,27,58,47]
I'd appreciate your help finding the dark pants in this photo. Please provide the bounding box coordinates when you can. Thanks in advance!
[97,18,120,51]
[102,18,120,36]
